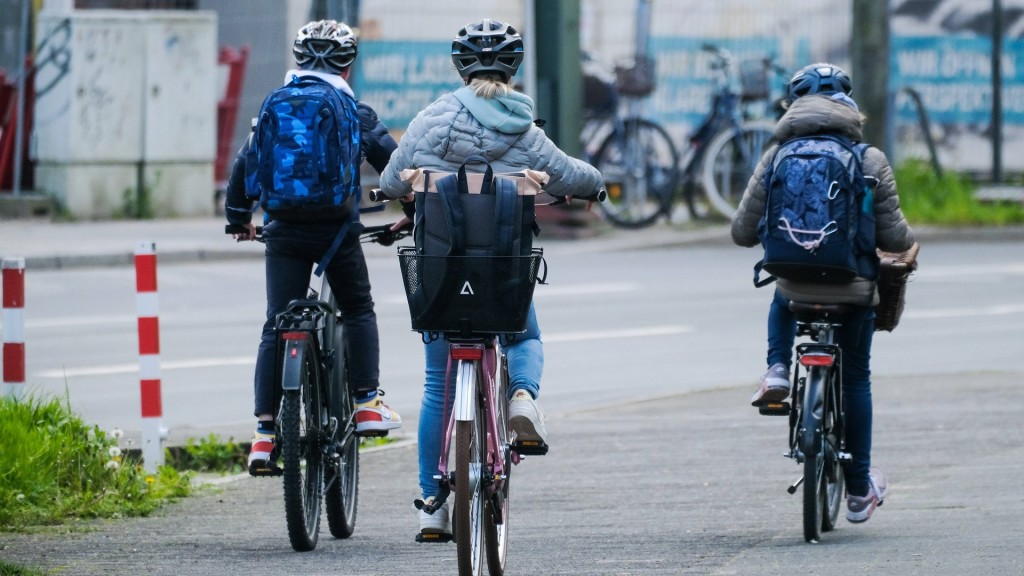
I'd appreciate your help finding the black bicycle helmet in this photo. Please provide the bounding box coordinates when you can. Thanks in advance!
[293,20,358,73]
[787,62,853,103]
[451,19,524,81]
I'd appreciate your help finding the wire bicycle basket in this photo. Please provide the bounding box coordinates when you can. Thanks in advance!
[398,248,546,337]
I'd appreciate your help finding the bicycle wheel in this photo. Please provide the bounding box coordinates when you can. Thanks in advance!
[800,365,826,543]
[322,296,358,539]
[594,117,679,229]
[455,361,486,575]
[821,365,844,533]
[484,355,511,576]
[280,337,324,552]
[701,120,775,219]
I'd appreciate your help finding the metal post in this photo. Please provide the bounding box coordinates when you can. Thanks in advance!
[12,0,31,197]
[991,0,1003,183]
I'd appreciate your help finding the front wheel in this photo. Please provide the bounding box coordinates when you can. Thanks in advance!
[455,415,486,576]
[594,117,679,229]
[484,355,511,575]
[280,341,324,552]
[701,120,775,219]
[821,365,844,533]
[323,301,358,539]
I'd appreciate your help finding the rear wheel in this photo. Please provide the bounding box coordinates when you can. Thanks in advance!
[801,366,826,543]
[484,356,511,575]
[595,118,679,229]
[455,367,486,575]
[702,120,775,219]
[280,340,324,552]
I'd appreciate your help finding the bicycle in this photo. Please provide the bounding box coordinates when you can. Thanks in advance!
[582,44,783,226]
[225,221,410,552]
[759,300,851,543]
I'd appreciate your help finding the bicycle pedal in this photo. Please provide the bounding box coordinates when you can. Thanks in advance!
[248,462,283,477]
[513,440,549,456]
[758,402,790,416]
[416,532,454,543]
[355,429,389,438]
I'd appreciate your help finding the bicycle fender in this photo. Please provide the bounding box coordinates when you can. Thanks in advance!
[280,339,308,391]
[800,366,826,456]
[453,360,477,421]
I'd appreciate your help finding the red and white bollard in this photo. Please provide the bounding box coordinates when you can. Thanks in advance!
[2,258,25,400]
[135,242,166,471]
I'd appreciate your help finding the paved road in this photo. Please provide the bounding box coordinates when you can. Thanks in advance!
[2,216,1023,574]
[2,371,1021,575]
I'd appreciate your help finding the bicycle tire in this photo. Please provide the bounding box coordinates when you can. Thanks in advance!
[484,354,511,576]
[321,288,358,539]
[280,340,324,552]
[821,365,844,533]
[455,362,486,575]
[594,117,679,229]
[801,365,826,543]
[701,120,775,219]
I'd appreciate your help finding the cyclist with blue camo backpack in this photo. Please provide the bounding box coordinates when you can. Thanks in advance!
[224,20,405,476]
[731,62,915,523]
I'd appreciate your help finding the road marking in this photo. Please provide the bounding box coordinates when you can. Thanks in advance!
[36,356,254,379]
[544,325,692,343]
[921,263,1024,278]
[903,302,1024,319]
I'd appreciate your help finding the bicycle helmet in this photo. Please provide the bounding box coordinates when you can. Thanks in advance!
[293,20,358,73]
[451,19,524,81]
[787,62,853,103]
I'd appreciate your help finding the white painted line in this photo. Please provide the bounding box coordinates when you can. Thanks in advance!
[904,303,1024,319]
[36,356,254,379]
[544,325,692,343]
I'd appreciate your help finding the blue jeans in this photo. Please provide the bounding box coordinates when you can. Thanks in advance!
[253,220,380,417]
[417,302,543,498]
[767,289,876,496]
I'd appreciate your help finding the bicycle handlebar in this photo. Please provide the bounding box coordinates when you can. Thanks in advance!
[224,221,412,246]
[370,187,606,205]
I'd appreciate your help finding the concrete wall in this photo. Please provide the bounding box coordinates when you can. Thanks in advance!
[33,8,217,218]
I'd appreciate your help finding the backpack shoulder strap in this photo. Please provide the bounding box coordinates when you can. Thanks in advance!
[491,176,519,257]
[435,173,467,256]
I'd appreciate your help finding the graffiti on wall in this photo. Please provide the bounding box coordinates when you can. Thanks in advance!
[354,40,460,129]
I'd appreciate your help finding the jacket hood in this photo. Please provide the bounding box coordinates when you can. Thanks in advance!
[775,94,864,142]
[453,86,535,134]
[284,69,355,98]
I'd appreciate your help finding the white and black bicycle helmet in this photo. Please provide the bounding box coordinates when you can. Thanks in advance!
[451,19,524,82]
[787,62,853,104]
[293,20,358,73]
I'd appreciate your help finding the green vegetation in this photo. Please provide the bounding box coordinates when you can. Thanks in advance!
[165,433,247,474]
[896,159,1024,226]
[0,561,45,576]
[0,394,191,532]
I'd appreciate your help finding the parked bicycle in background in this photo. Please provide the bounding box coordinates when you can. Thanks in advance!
[582,43,786,227]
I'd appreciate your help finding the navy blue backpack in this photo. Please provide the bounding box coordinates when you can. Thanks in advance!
[756,135,878,286]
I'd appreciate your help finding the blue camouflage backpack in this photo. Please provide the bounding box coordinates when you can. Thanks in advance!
[755,134,878,285]
[244,75,361,222]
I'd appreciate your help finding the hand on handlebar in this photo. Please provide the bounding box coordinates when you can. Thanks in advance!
[226,222,258,241]
[390,216,413,234]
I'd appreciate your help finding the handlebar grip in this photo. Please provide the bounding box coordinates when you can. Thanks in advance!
[225,224,248,235]
[369,188,386,203]
[594,189,607,203]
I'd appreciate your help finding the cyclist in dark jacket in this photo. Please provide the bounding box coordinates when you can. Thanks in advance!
[732,62,915,523]
[379,19,604,539]
[225,20,402,476]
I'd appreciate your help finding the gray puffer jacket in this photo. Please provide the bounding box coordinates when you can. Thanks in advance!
[379,87,603,199]
[731,94,916,305]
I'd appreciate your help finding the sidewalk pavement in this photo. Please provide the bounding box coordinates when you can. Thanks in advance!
[1,371,1021,575]
[3,211,1024,270]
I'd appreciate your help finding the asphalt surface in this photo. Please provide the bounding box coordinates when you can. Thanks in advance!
[2,215,1023,575]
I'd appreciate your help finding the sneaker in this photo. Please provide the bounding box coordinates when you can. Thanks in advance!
[247,430,280,476]
[418,497,452,538]
[509,390,548,446]
[354,389,402,435]
[847,467,889,523]
[750,363,791,407]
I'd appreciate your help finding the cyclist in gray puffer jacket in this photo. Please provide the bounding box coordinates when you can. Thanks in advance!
[379,19,603,541]
[732,62,915,526]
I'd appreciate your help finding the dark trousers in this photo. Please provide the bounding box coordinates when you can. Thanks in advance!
[252,220,380,417]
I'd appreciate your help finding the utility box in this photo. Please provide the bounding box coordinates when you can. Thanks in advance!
[33,10,217,219]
